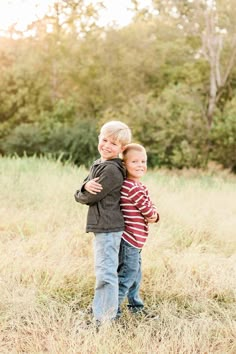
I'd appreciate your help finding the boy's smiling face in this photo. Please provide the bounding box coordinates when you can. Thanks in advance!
[98,134,124,161]
[124,150,147,182]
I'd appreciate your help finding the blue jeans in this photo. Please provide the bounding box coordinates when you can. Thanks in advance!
[118,239,144,314]
[92,231,122,322]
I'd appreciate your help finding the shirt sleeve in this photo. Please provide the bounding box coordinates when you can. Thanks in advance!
[74,164,123,205]
[128,185,156,218]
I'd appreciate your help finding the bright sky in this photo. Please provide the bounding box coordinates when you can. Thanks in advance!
[0,0,152,33]
[0,0,52,31]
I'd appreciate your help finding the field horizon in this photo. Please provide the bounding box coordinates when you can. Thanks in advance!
[0,156,235,353]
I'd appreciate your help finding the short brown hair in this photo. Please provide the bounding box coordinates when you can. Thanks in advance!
[122,143,146,160]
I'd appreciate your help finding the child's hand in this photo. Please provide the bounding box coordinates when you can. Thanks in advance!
[84,178,103,195]
[145,212,158,223]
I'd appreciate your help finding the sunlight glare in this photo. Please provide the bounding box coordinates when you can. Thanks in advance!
[98,0,134,27]
[0,0,153,35]
[0,0,54,32]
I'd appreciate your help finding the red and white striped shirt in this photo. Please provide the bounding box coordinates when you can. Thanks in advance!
[120,179,158,249]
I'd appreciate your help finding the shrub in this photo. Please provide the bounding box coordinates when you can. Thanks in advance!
[210,97,236,172]
[2,119,98,167]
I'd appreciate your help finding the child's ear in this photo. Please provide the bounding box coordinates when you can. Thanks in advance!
[119,146,125,159]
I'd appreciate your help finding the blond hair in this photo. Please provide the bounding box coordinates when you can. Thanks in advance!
[100,121,132,146]
[122,143,146,160]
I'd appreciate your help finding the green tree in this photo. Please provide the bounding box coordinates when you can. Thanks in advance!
[148,0,236,129]
[102,84,209,168]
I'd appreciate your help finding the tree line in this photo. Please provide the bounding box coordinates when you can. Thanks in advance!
[0,0,235,171]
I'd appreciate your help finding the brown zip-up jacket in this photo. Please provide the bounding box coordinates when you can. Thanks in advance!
[74,158,126,233]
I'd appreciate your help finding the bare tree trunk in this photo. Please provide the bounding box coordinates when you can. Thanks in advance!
[207,68,217,128]
[202,8,236,129]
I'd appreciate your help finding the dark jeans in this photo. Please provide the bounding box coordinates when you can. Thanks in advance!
[118,239,144,314]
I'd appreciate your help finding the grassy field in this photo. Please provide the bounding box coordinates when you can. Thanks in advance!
[0,156,235,353]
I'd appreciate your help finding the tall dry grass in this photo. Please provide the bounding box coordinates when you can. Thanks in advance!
[0,156,235,353]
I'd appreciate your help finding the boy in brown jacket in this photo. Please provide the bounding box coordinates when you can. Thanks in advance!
[75,121,131,325]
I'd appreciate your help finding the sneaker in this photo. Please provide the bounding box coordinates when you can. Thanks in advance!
[129,307,159,320]
[127,305,144,314]
[77,318,101,332]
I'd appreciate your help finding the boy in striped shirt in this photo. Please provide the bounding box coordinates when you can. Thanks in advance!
[118,143,159,317]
